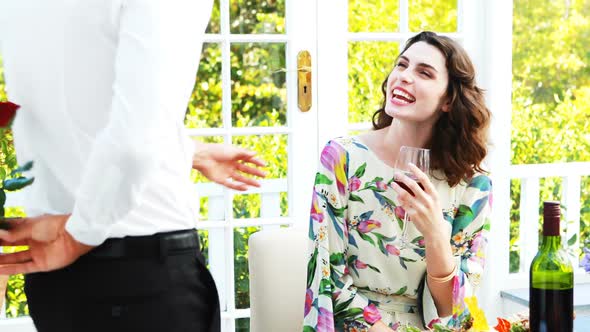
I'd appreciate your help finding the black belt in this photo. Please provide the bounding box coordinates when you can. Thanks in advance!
[86,229,200,260]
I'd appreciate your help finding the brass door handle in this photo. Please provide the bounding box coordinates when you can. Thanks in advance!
[297,51,312,112]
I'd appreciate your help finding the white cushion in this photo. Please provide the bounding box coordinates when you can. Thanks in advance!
[248,227,308,332]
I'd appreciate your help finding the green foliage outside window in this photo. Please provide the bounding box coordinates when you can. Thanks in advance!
[1,0,589,330]
[509,0,590,272]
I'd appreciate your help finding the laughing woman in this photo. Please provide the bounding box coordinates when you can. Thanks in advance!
[303,31,492,332]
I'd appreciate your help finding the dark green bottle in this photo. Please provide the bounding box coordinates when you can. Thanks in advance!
[529,201,574,332]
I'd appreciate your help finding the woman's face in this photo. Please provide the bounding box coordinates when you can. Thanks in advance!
[384,41,449,125]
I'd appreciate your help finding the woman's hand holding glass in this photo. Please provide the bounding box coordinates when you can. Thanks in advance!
[391,163,450,247]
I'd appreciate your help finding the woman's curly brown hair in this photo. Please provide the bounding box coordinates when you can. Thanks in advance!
[372,31,490,187]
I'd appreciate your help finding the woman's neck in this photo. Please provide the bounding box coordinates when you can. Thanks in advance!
[366,119,434,167]
[385,118,433,149]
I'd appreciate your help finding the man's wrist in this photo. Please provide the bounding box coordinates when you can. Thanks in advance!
[65,213,109,246]
[192,141,207,170]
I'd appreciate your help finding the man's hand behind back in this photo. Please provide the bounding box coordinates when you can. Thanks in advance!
[0,214,94,274]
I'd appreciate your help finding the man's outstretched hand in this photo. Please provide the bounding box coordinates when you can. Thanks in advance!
[0,214,94,275]
[193,142,267,191]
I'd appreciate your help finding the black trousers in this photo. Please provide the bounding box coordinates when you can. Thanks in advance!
[24,229,220,332]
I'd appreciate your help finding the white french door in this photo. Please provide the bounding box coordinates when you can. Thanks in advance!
[187,0,318,331]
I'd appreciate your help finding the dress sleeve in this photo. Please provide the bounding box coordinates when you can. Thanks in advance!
[303,140,382,332]
[421,174,492,329]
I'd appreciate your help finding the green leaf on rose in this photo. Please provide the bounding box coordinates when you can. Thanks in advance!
[3,176,34,191]
[10,161,34,176]
[0,188,5,208]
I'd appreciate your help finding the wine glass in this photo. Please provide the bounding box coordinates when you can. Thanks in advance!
[393,146,430,249]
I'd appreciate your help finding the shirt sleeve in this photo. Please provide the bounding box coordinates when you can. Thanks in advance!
[421,174,493,329]
[65,0,213,245]
[303,140,380,332]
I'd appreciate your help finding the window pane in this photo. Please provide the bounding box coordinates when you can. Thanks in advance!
[198,196,210,221]
[510,176,564,274]
[509,179,521,274]
[236,318,250,332]
[231,43,286,127]
[198,229,210,265]
[349,0,399,32]
[581,176,590,254]
[409,0,458,32]
[230,0,285,34]
[186,43,222,129]
[2,211,28,317]
[234,226,261,309]
[233,193,261,219]
[0,54,6,100]
[512,0,590,164]
[206,0,220,34]
[348,41,399,124]
[280,192,288,217]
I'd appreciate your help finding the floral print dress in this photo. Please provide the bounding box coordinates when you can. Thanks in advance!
[303,137,492,332]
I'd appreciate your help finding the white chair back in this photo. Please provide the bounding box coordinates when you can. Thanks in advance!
[248,228,308,332]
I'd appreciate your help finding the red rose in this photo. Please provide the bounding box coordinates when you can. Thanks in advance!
[0,101,20,128]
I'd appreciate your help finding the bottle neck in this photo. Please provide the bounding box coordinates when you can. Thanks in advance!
[540,235,561,251]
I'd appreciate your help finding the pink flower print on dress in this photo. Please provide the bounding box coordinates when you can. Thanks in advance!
[427,318,442,329]
[394,206,405,219]
[317,307,334,332]
[355,260,368,269]
[310,191,325,223]
[376,181,388,191]
[349,176,361,192]
[386,244,401,256]
[358,220,381,233]
[320,142,347,196]
[304,289,313,316]
[471,232,485,254]
[362,304,382,325]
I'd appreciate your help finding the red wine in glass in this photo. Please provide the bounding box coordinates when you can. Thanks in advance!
[393,178,425,196]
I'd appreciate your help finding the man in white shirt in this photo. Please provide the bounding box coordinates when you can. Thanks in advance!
[0,1,266,331]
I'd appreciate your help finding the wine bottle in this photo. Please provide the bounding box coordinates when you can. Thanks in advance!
[529,201,574,332]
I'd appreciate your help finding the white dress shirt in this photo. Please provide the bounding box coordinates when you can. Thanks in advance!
[0,0,213,245]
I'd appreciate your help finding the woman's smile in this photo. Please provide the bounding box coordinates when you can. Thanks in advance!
[390,87,416,106]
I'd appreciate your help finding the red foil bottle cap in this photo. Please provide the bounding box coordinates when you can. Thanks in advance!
[543,201,561,236]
